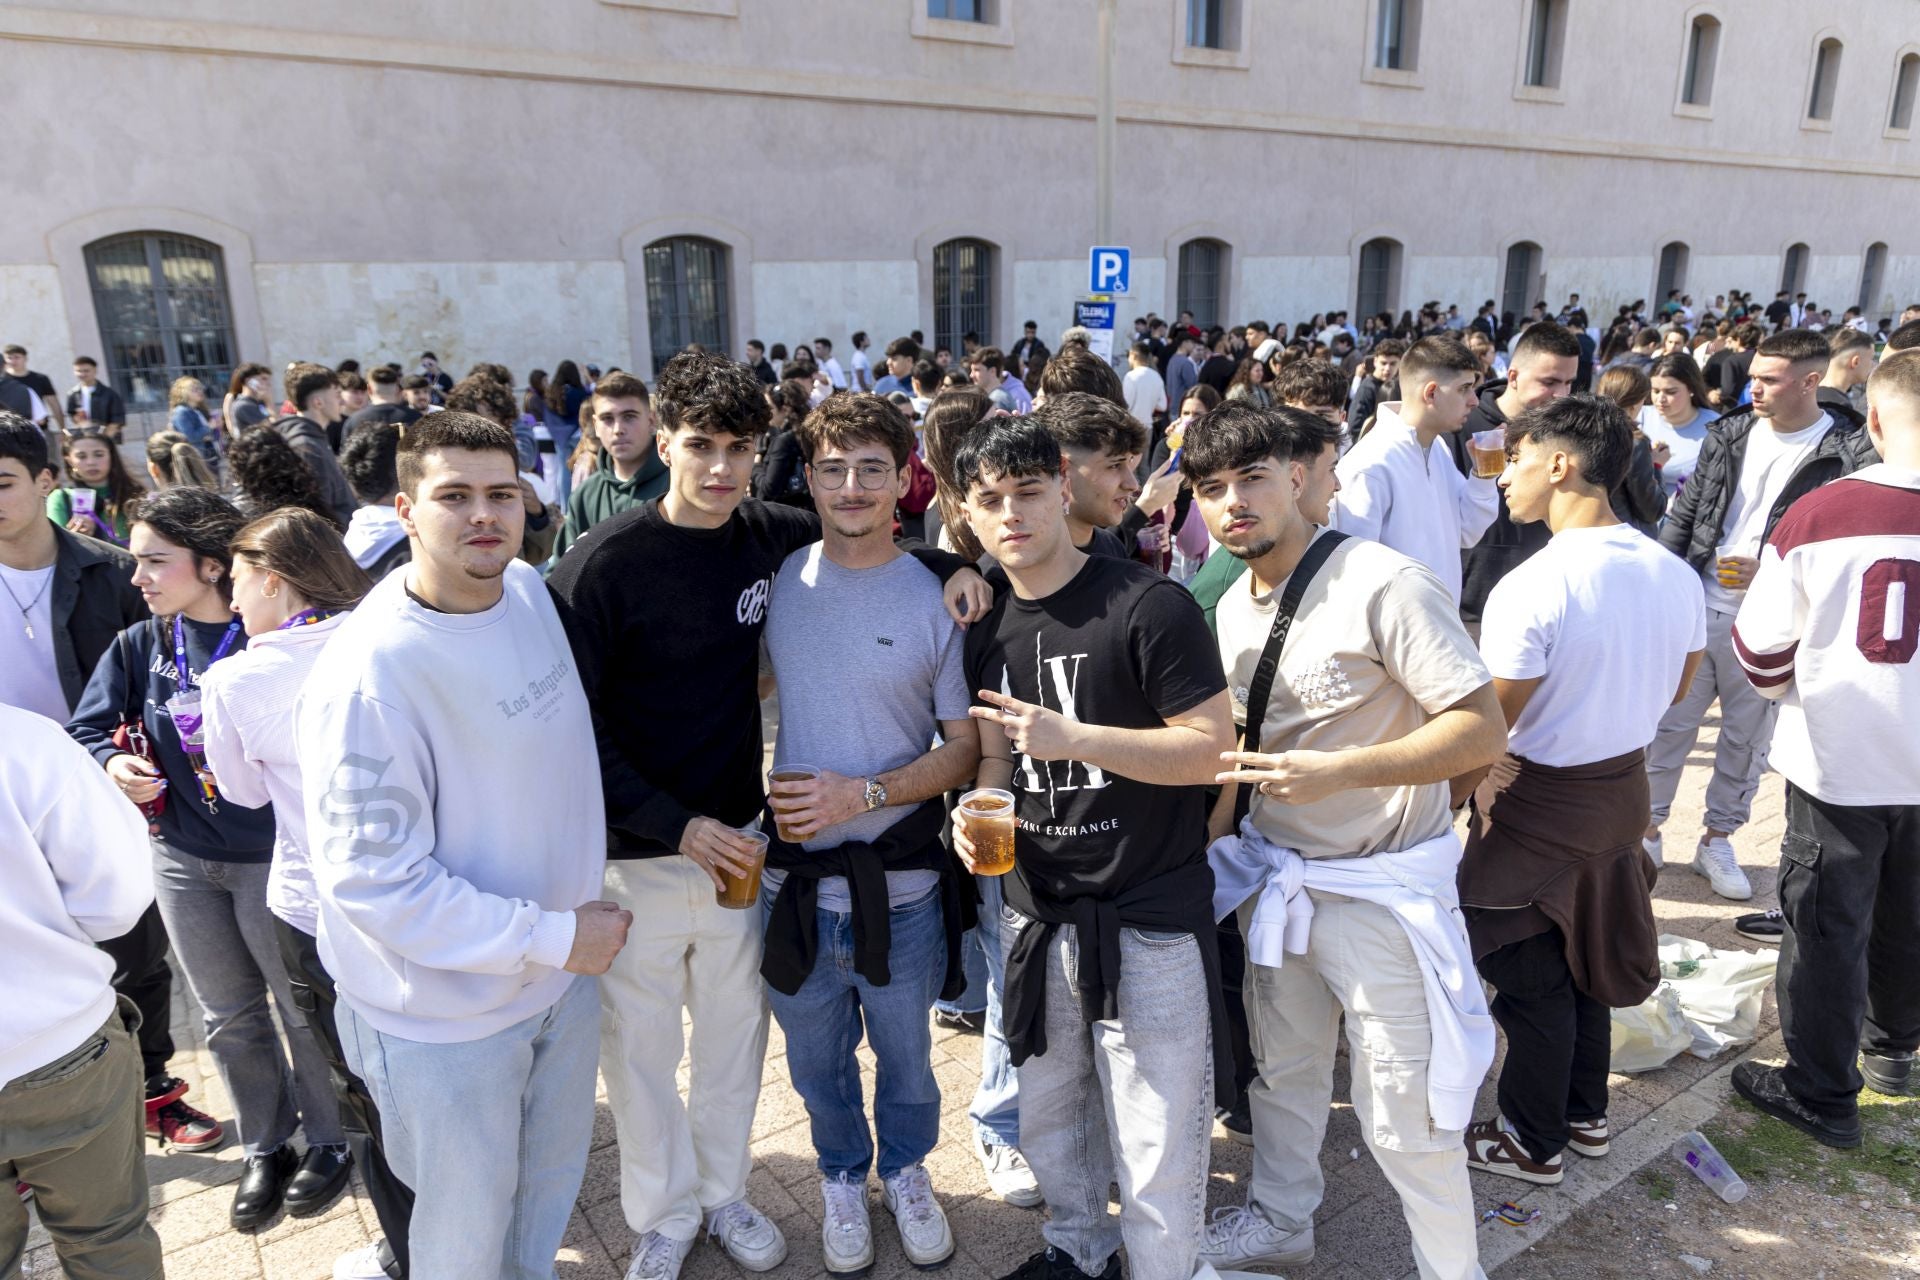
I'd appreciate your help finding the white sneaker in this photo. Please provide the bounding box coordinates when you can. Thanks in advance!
[881,1164,954,1268]
[1197,1205,1315,1269]
[972,1131,1043,1208]
[1692,836,1753,900]
[332,1244,390,1280]
[625,1231,695,1280]
[705,1199,787,1272]
[819,1174,873,1275]
[1642,832,1664,868]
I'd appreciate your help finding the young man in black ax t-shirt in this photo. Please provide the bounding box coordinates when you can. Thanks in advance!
[949,414,1233,1280]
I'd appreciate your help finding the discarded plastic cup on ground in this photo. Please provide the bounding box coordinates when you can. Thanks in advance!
[1673,1129,1748,1202]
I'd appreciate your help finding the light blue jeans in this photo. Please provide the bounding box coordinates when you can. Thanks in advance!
[338,974,600,1280]
[1001,901,1214,1280]
[969,873,1021,1149]
[934,926,989,1018]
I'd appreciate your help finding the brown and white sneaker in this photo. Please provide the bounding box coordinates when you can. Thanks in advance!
[1566,1117,1609,1158]
[1464,1118,1563,1185]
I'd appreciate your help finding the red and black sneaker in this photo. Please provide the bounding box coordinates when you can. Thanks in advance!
[147,1093,226,1151]
[144,1074,190,1110]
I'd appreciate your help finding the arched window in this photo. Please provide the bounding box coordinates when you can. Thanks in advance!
[644,236,731,377]
[1501,241,1544,324]
[1681,14,1720,107]
[1808,37,1843,122]
[932,238,994,355]
[1656,241,1690,301]
[1177,239,1228,330]
[1781,242,1810,296]
[1356,237,1402,320]
[1891,53,1920,131]
[84,232,237,415]
[1860,242,1889,312]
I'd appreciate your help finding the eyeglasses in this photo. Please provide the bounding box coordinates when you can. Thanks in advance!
[812,461,896,490]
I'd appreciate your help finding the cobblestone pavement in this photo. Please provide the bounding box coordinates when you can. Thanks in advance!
[20,710,1785,1279]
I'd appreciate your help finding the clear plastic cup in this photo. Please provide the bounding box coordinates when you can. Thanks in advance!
[958,788,1017,876]
[715,828,768,910]
[1468,427,1507,478]
[1673,1129,1748,1203]
[767,764,820,843]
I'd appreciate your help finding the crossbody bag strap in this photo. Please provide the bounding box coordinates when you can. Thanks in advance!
[1232,530,1348,826]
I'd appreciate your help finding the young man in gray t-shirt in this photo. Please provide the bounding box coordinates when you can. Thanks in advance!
[760,394,981,1274]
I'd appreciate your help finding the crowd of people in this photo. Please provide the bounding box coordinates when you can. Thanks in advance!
[3,284,1918,1280]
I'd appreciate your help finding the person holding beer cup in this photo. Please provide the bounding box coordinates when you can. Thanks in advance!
[952,407,1236,1280]
[755,394,982,1273]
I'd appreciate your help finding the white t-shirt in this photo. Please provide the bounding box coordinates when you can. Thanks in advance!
[1637,405,1715,497]
[849,348,872,391]
[0,564,67,723]
[821,356,848,390]
[1480,523,1707,767]
[1332,403,1500,603]
[1702,414,1831,613]
[1733,465,1920,805]
[1122,365,1166,434]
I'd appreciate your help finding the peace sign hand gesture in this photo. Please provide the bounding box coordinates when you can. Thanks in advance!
[969,689,1080,762]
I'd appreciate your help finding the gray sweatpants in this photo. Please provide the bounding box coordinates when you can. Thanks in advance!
[1646,607,1779,835]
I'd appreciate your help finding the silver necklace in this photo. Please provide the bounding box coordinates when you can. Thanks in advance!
[0,564,52,638]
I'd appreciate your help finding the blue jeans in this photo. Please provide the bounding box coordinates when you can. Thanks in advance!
[934,927,989,1018]
[762,886,944,1181]
[338,974,601,1280]
[969,873,1021,1148]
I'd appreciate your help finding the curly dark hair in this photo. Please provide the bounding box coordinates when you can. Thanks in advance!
[446,373,517,428]
[227,426,340,529]
[655,350,772,438]
[134,486,248,605]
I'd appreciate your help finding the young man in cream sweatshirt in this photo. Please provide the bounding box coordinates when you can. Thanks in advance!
[299,412,632,1280]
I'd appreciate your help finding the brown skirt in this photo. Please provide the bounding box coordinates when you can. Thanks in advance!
[1458,750,1660,1009]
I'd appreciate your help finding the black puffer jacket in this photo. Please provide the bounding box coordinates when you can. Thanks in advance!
[1657,408,1880,572]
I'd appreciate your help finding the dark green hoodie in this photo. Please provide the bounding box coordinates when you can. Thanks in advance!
[554,447,670,559]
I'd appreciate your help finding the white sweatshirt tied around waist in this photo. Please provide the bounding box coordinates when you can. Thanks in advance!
[1208,817,1494,1132]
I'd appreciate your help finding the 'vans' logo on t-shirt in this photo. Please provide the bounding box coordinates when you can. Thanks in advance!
[736,576,771,625]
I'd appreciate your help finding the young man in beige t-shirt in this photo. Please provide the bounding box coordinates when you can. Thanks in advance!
[1182,401,1507,1280]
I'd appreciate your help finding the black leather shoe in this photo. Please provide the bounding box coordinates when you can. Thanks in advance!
[1731,1061,1862,1149]
[1863,1051,1915,1096]
[231,1144,298,1229]
[284,1143,354,1217]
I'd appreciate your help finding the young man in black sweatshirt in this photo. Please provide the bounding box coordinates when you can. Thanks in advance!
[547,351,987,1280]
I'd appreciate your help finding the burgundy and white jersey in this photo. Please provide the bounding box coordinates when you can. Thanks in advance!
[1733,465,1920,805]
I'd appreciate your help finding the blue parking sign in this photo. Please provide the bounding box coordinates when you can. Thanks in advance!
[1088,246,1130,295]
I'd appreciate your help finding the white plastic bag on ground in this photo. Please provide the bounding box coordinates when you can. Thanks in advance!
[1611,981,1694,1073]
[1657,933,1778,1059]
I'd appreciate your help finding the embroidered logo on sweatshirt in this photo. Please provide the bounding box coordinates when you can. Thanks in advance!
[736,576,772,625]
[316,753,424,864]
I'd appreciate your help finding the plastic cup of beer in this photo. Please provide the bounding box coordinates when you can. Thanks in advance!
[1468,427,1507,479]
[958,788,1018,876]
[715,827,768,910]
[767,764,819,843]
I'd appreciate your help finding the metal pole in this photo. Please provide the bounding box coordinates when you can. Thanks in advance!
[1094,0,1115,244]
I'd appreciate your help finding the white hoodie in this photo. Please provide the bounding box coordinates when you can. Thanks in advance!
[2,705,153,1086]
[344,503,406,571]
[1333,402,1499,603]
[296,561,604,1043]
